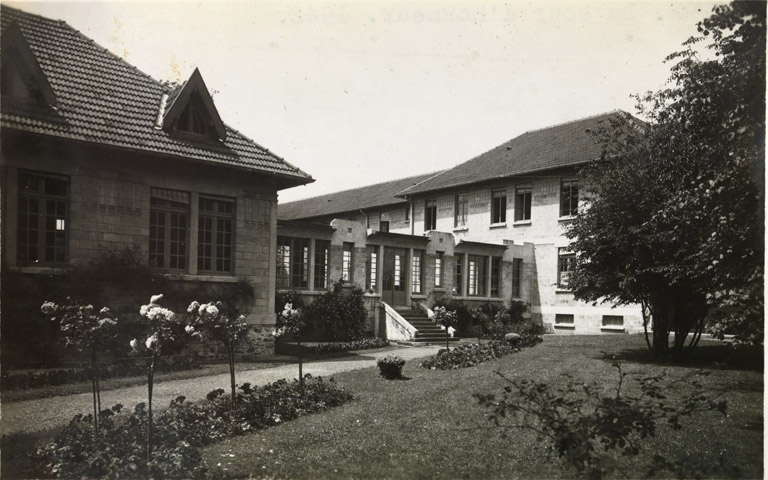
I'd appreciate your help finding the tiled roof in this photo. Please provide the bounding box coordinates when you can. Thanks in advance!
[0,6,312,183]
[398,111,635,196]
[278,171,443,221]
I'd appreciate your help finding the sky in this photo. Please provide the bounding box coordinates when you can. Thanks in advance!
[5,0,720,202]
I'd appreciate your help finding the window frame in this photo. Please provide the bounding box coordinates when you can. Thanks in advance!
[491,188,507,224]
[379,220,390,233]
[424,198,437,231]
[366,246,378,292]
[490,256,502,297]
[454,254,463,296]
[467,254,487,297]
[559,178,579,218]
[342,242,355,283]
[276,236,310,290]
[602,315,624,328]
[557,247,576,290]
[314,240,330,290]
[454,194,468,228]
[149,189,190,272]
[511,258,523,299]
[555,313,575,326]
[197,195,235,274]
[514,185,532,222]
[412,249,424,294]
[434,251,444,288]
[16,170,69,265]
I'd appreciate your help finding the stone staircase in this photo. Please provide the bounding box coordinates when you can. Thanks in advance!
[395,307,460,344]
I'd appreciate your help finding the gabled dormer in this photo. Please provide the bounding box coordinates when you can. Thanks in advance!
[160,68,226,141]
[1,22,57,105]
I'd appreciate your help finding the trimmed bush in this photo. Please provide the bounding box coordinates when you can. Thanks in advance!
[420,342,520,370]
[377,355,405,379]
[302,281,369,341]
[308,337,389,354]
[36,376,352,478]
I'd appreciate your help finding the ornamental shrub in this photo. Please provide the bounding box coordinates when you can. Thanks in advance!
[420,342,519,370]
[304,281,369,341]
[36,376,353,479]
[377,355,405,379]
[306,337,389,354]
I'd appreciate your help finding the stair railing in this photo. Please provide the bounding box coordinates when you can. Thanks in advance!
[380,301,417,342]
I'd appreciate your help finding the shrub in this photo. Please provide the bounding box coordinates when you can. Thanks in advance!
[304,281,369,341]
[36,376,353,479]
[420,342,519,370]
[306,337,389,354]
[377,355,405,379]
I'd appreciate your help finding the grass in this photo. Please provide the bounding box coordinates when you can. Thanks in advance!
[1,358,291,403]
[201,335,763,479]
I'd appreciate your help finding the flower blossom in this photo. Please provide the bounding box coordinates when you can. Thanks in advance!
[185,325,195,334]
[150,294,163,304]
[41,301,57,315]
[187,301,200,314]
[205,304,219,316]
[145,334,159,351]
[129,338,138,350]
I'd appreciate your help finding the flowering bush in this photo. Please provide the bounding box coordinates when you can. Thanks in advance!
[420,342,519,370]
[36,376,353,478]
[274,303,309,386]
[307,337,390,354]
[186,300,248,406]
[40,298,118,432]
[377,355,405,379]
[432,306,458,349]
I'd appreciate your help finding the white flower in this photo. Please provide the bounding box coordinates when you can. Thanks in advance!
[150,294,163,304]
[187,301,200,314]
[185,325,195,334]
[129,338,138,350]
[206,304,219,316]
[99,307,111,315]
[40,301,57,315]
[140,304,149,317]
[145,334,158,350]
[99,318,116,327]
[198,304,208,316]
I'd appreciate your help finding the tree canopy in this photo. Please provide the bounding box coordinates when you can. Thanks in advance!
[567,1,764,354]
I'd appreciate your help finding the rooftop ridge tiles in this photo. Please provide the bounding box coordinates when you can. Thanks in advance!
[522,109,625,135]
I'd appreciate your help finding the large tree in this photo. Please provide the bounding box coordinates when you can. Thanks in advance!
[567,1,764,355]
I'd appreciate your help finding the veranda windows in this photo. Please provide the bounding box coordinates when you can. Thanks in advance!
[149,188,189,271]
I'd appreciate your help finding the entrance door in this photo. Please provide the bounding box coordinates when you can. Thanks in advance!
[382,247,407,306]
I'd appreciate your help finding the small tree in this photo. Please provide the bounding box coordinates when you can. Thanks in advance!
[273,303,308,388]
[185,300,247,407]
[129,294,182,463]
[40,298,117,432]
[432,306,458,349]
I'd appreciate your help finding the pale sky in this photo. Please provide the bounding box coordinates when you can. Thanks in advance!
[5,0,719,202]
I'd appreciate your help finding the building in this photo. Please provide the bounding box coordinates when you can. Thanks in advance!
[0,6,313,353]
[278,111,644,337]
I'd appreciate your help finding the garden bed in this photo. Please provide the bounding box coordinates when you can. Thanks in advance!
[275,337,390,357]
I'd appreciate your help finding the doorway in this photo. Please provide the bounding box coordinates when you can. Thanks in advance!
[382,247,407,306]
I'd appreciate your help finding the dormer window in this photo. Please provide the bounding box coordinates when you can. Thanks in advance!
[161,68,226,142]
[1,22,56,106]
[1,52,36,100]
[173,91,214,138]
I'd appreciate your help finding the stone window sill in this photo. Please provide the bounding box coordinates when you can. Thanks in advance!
[558,216,576,223]
[433,287,446,292]
[601,326,625,332]
[513,220,531,226]
[9,265,69,275]
[554,323,575,329]
[167,274,239,283]
[556,289,573,294]
[453,226,468,232]
[411,294,427,299]
[489,222,507,229]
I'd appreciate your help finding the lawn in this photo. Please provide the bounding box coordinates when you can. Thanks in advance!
[202,335,763,479]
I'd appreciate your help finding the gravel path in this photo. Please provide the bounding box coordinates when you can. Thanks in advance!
[0,344,440,436]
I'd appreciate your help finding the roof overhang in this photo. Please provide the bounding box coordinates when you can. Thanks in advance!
[455,240,508,254]
[278,220,335,239]
[366,231,430,248]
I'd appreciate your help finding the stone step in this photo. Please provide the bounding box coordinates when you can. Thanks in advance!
[411,337,460,343]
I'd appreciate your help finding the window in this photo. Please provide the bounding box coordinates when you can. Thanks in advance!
[424,199,437,231]
[17,171,68,264]
[314,240,330,290]
[394,254,402,288]
[379,221,389,233]
[198,196,234,273]
[515,186,532,222]
[149,188,189,270]
[468,255,487,296]
[511,258,523,299]
[555,314,574,326]
[557,248,575,289]
[412,250,424,294]
[276,237,309,289]
[491,188,507,224]
[454,194,468,227]
[405,206,410,223]
[342,242,354,282]
[366,246,378,292]
[434,251,444,288]
[454,255,463,295]
[491,256,502,297]
[602,315,624,327]
[560,179,579,217]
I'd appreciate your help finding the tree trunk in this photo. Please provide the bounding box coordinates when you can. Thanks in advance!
[298,337,304,389]
[91,351,99,432]
[445,325,450,350]
[228,347,236,407]
[147,357,156,465]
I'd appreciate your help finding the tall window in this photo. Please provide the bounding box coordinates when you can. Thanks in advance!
[17,171,68,264]
[515,186,532,221]
[366,246,378,292]
[512,258,523,298]
[454,255,463,296]
[394,253,402,288]
[454,194,468,227]
[424,199,437,231]
[412,250,424,294]
[491,188,507,224]
[434,251,444,287]
[405,206,410,223]
[491,256,502,297]
[314,240,330,290]
[198,196,234,273]
[342,242,354,282]
[276,237,309,289]
[149,188,189,270]
[379,221,390,233]
[560,179,579,217]
[468,255,487,296]
[557,247,575,289]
